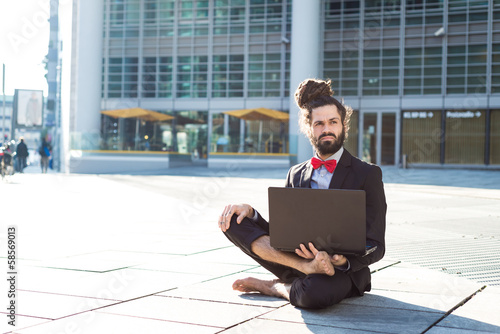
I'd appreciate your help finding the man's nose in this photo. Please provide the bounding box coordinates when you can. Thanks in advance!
[322,123,333,133]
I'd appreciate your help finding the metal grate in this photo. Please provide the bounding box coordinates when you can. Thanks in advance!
[386,237,500,286]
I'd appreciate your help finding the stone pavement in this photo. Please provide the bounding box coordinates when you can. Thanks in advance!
[0,166,499,333]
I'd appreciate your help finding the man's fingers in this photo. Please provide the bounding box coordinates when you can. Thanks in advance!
[296,243,313,259]
[236,213,245,224]
[218,205,232,232]
[219,204,253,231]
[295,248,305,258]
[300,243,311,255]
[308,242,319,255]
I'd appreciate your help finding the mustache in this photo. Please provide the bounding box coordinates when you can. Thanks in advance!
[318,133,337,140]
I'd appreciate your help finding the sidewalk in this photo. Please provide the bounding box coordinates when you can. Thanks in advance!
[0,167,499,333]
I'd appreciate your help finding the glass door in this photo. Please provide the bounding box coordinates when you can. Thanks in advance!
[382,113,396,165]
[362,113,377,164]
[361,112,397,165]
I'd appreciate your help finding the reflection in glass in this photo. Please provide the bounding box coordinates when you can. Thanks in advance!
[402,111,441,164]
[210,113,289,154]
[491,111,500,165]
[362,113,377,163]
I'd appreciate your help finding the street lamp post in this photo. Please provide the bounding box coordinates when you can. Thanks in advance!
[2,64,6,141]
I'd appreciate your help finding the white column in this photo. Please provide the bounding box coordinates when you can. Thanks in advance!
[71,0,104,149]
[288,0,321,164]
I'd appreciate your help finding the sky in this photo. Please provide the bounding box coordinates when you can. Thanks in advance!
[0,0,72,97]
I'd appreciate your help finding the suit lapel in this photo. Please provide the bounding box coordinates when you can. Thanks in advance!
[300,161,314,188]
[329,150,352,189]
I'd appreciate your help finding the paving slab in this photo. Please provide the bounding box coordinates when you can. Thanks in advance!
[368,257,400,272]
[111,237,231,256]
[183,245,264,267]
[221,318,380,334]
[7,290,118,320]
[132,256,258,277]
[94,295,276,329]
[0,316,50,334]
[8,266,93,292]
[66,250,180,264]
[260,302,443,333]
[15,268,211,302]
[429,286,500,333]
[370,263,483,296]
[11,311,218,334]
[158,273,289,307]
[34,256,139,273]
[342,290,464,313]
[425,327,495,334]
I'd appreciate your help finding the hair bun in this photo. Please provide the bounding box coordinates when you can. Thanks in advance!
[294,78,334,109]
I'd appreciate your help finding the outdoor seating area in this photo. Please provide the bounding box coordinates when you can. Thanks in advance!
[98,107,290,157]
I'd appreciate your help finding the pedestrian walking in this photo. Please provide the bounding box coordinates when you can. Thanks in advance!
[16,137,29,173]
[39,138,52,173]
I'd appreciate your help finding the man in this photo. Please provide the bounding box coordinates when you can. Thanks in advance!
[16,137,29,173]
[218,78,387,309]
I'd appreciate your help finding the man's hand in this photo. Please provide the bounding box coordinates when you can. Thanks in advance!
[295,242,319,259]
[218,204,254,232]
[296,243,347,267]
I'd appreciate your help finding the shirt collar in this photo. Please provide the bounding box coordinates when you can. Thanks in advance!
[314,146,344,162]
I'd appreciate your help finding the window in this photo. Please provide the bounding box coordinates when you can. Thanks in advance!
[447,44,487,94]
[404,46,442,95]
[362,48,399,96]
[402,110,442,164]
[177,56,208,98]
[491,110,500,165]
[445,110,486,164]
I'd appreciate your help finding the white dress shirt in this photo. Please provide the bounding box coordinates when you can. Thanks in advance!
[310,147,344,190]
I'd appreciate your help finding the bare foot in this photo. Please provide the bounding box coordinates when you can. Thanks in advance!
[303,251,335,276]
[232,277,283,298]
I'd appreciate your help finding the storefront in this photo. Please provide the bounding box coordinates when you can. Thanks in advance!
[91,106,499,173]
[402,109,499,167]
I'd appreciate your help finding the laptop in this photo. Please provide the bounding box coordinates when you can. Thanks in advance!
[268,187,374,256]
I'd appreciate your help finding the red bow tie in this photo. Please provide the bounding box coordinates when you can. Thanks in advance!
[311,157,337,173]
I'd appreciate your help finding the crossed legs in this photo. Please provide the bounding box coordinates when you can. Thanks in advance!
[223,216,355,308]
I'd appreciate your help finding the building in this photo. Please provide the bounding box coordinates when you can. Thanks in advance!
[1,95,13,141]
[68,0,500,173]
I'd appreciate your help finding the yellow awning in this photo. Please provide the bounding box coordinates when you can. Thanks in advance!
[101,108,174,122]
[223,108,289,121]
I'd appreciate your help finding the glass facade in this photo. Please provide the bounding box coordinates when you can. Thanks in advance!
[402,110,492,165]
[91,0,500,167]
[210,114,288,154]
[344,110,358,156]
[491,110,500,165]
[322,0,498,98]
[445,110,486,164]
[402,111,442,164]
[100,0,292,157]
[102,0,291,100]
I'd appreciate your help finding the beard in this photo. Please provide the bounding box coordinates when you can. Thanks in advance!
[311,128,345,157]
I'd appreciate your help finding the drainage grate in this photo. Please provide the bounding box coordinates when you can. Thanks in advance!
[386,237,500,286]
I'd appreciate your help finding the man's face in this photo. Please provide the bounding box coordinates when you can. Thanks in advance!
[310,104,345,158]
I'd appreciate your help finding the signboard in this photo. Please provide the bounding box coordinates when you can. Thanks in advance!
[404,110,483,119]
[446,111,482,119]
[403,111,435,119]
[14,89,44,128]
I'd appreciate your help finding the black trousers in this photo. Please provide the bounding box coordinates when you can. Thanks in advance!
[223,215,357,309]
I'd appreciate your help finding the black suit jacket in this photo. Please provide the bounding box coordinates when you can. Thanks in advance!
[259,149,387,294]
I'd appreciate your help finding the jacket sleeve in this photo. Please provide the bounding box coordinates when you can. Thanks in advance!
[345,165,387,272]
[284,168,293,187]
